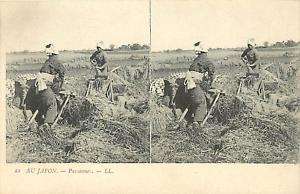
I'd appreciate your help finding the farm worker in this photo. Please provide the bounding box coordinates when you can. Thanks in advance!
[27,74,74,149]
[241,38,259,76]
[34,74,58,126]
[40,43,66,94]
[184,71,207,129]
[189,41,215,92]
[90,41,109,90]
[189,41,215,108]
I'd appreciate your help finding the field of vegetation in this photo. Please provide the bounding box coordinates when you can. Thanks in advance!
[5,46,300,163]
[150,46,300,163]
[6,50,151,163]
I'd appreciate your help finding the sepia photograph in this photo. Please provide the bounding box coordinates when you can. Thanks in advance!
[1,0,300,193]
[150,0,300,163]
[4,0,151,163]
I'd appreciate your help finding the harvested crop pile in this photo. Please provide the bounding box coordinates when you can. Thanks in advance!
[153,107,299,163]
[6,106,74,163]
[152,65,299,163]
[211,74,239,94]
[68,115,149,163]
[148,100,174,136]
[58,90,150,162]
[6,79,15,105]
[6,105,25,135]
[6,123,76,163]
[212,94,252,124]
[260,70,294,95]
[61,97,99,126]
[6,64,151,163]
[219,112,299,163]
[152,123,225,163]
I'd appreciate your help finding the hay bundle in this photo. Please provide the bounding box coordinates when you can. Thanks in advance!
[6,79,15,104]
[219,112,299,163]
[151,123,226,163]
[6,105,25,134]
[211,74,239,94]
[212,94,251,124]
[131,100,149,114]
[147,100,174,135]
[69,128,149,163]
[259,70,293,95]
[68,115,150,163]
[61,98,99,126]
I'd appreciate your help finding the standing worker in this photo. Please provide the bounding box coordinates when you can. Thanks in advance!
[90,41,109,91]
[241,39,259,88]
[40,43,66,95]
[189,41,215,108]
[241,39,259,77]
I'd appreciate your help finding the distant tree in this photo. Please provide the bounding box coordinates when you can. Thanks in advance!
[273,41,285,47]
[109,44,115,50]
[118,45,130,50]
[285,40,297,47]
[263,41,269,48]
[130,43,143,50]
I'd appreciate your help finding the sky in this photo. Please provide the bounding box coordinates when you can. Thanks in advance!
[1,0,150,52]
[151,0,300,51]
[1,0,299,52]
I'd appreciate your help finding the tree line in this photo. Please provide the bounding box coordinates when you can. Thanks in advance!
[108,43,150,51]
[262,40,300,48]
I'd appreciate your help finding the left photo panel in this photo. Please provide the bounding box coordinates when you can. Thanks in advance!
[4,0,151,163]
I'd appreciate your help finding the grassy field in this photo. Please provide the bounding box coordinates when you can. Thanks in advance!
[5,47,300,163]
[6,50,151,163]
[150,47,300,163]
[6,50,149,72]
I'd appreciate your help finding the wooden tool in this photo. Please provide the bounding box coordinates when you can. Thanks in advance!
[257,79,266,100]
[237,79,243,95]
[173,107,189,129]
[110,66,120,73]
[52,94,70,128]
[85,80,93,97]
[201,91,223,126]
[27,109,39,126]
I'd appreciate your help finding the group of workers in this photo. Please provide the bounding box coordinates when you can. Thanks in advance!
[166,39,258,129]
[23,39,258,135]
[25,42,109,131]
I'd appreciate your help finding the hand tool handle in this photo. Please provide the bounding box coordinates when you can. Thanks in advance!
[110,66,120,73]
[27,110,39,126]
[173,107,189,129]
[178,108,189,123]
[85,81,92,97]
[202,92,221,126]
[52,95,70,127]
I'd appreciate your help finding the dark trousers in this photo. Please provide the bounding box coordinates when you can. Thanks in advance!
[186,85,207,123]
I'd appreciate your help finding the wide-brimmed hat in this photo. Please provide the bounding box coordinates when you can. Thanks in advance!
[45,43,59,55]
[247,38,256,46]
[194,41,208,53]
[96,41,104,48]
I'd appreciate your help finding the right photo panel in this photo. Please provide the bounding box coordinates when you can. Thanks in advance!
[150,0,300,163]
